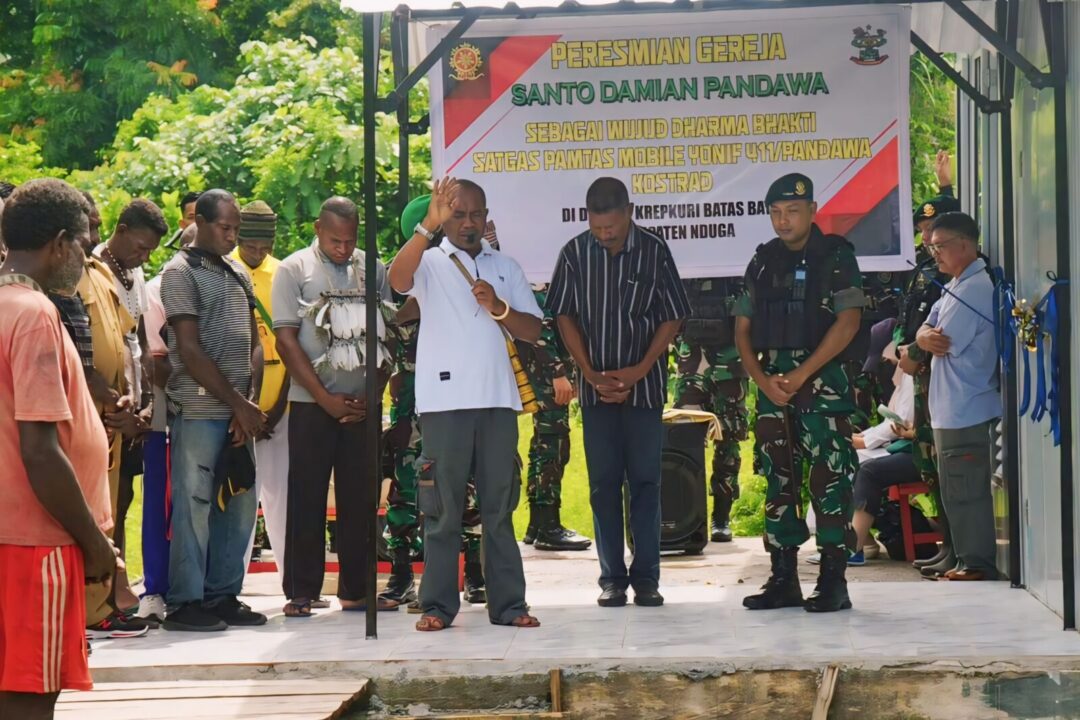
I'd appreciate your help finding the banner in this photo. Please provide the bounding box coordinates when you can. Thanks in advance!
[426,6,914,281]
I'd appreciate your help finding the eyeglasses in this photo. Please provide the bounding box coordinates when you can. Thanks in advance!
[924,238,958,255]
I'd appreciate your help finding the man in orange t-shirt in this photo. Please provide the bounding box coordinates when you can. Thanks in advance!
[0,178,117,720]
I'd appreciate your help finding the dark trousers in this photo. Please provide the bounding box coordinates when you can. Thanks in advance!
[581,403,663,591]
[933,421,998,576]
[283,402,374,602]
[418,408,527,626]
[141,431,170,597]
[853,452,921,516]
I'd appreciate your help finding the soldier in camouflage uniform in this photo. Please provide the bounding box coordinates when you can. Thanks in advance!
[845,271,905,430]
[519,285,591,551]
[735,173,865,614]
[673,278,748,542]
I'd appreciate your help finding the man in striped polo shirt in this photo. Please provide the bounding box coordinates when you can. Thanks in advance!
[161,189,268,632]
[548,177,692,609]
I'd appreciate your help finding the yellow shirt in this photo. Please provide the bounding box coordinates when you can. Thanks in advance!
[77,257,135,412]
[231,250,286,411]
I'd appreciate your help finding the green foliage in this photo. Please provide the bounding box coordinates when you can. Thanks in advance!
[909,53,957,202]
[0,0,230,169]
[75,37,430,265]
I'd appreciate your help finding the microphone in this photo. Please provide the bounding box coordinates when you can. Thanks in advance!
[463,231,479,245]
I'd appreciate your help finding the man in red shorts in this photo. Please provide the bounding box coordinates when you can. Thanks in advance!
[0,178,118,719]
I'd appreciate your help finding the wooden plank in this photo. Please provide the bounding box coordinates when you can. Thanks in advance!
[58,679,367,704]
[56,679,369,720]
[811,664,840,720]
[549,668,563,713]
[55,694,362,720]
[399,714,566,720]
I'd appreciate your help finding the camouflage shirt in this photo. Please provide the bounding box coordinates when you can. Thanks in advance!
[517,285,574,411]
[734,226,865,414]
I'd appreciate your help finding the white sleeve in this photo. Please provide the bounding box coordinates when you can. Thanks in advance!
[506,260,542,318]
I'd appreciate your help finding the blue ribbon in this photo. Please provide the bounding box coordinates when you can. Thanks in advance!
[1023,274,1069,445]
[992,266,1017,374]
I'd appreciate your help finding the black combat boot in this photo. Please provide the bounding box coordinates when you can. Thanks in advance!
[463,548,486,604]
[533,505,593,551]
[523,504,538,545]
[711,496,733,543]
[804,546,853,613]
[742,547,803,610]
[379,547,416,604]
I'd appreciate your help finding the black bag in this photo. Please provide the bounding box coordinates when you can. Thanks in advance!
[874,499,939,560]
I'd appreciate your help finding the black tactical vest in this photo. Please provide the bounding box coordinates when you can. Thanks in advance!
[749,230,868,362]
[896,253,945,346]
[681,277,742,349]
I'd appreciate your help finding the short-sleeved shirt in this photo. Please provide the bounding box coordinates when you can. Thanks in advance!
[92,244,148,398]
[406,237,542,414]
[926,257,1001,429]
[92,244,148,323]
[49,292,95,375]
[144,275,169,432]
[77,257,135,410]
[161,249,254,420]
[272,242,391,404]
[0,282,112,546]
[546,223,691,409]
[232,250,288,411]
[734,225,865,414]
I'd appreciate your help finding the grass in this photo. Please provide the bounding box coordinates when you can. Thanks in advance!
[510,414,766,540]
[123,409,768,581]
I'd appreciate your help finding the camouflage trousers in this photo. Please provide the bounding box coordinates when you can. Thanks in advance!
[673,355,748,505]
[755,397,858,554]
[527,407,570,507]
[383,416,481,555]
[845,361,887,432]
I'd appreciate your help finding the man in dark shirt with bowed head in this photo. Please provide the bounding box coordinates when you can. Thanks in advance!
[548,177,691,609]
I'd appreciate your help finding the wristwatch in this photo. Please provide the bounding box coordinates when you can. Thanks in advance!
[414,223,437,241]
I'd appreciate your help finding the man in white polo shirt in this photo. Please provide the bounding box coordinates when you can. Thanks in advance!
[388,177,542,632]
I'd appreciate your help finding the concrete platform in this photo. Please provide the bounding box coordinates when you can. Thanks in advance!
[89,538,1080,678]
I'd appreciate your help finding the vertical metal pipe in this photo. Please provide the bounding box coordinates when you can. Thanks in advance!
[362,10,381,640]
[1046,0,1075,630]
[392,9,411,216]
[1000,0,1022,589]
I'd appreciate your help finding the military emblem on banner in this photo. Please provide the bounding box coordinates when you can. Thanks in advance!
[449,42,485,81]
[850,26,889,66]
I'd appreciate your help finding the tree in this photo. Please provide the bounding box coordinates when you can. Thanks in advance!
[909,53,957,202]
[71,35,430,273]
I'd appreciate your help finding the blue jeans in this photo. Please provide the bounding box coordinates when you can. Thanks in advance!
[141,431,170,597]
[581,404,663,591]
[166,415,257,606]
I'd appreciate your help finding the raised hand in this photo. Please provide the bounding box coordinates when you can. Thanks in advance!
[423,177,461,231]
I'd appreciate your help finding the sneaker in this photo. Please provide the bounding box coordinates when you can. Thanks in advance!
[86,612,152,639]
[136,595,167,625]
[163,602,228,632]
[807,550,865,566]
[204,596,268,627]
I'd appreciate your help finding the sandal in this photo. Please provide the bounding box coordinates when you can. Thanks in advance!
[310,597,331,609]
[415,615,447,632]
[341,597,400,612]
[509,614,541,628]
[283,599,314,618]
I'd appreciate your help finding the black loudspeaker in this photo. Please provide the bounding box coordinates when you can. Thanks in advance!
[626,421,709,556]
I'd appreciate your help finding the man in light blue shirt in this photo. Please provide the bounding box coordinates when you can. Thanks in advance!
[917,212,1001,581]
